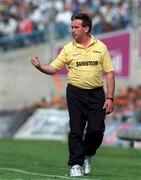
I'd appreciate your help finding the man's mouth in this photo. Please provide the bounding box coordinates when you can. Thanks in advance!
[72,34,77,37]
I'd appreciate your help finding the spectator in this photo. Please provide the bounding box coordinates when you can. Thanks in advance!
[17,14,33,34]
[55,5,72,39]
[16,14,33,47]
[29,4,43,31]
[92,11,104,34]
[0,12,17,37]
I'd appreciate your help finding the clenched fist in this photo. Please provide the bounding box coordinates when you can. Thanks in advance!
[31,57,40,67]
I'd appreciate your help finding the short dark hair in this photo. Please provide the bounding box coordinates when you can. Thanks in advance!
[71,13,92,33]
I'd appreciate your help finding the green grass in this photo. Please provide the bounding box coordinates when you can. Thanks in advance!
[0,139,141,180]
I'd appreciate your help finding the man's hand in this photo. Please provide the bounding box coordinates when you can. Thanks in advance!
[31,57,58,75]
[103,99,114,114]
[31,57,40,68]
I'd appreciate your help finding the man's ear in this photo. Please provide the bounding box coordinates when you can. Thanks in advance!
[84,26,89,33]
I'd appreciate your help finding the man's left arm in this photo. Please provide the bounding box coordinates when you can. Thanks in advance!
[103,71,115,114]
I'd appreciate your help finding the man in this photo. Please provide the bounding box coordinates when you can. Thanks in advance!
[31,13,115,177]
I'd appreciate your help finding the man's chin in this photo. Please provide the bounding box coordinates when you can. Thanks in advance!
[73,36,79,41]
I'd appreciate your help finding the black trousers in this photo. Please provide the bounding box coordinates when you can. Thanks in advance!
[66,84,106,166]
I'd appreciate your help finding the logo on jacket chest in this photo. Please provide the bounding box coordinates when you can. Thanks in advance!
[72,52,81,56]
[76,60,99,67]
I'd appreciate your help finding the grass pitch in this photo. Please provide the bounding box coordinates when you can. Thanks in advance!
[0,139,141,180]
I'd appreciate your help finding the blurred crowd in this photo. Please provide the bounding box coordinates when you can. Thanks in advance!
[107,85,141,124]
[24,95,67,109]
[0,0,138,39]
[23,85,141,125]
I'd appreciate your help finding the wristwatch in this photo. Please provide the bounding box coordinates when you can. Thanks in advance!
[106,97,114,102]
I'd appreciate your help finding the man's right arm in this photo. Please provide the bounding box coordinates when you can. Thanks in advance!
[31,57,58,75]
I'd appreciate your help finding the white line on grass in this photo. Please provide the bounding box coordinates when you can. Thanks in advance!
[0,167,99,180]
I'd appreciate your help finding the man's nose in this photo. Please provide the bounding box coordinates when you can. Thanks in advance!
[71,28,75,33]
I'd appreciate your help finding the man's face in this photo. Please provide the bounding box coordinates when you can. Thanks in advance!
[71,19,88,41]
